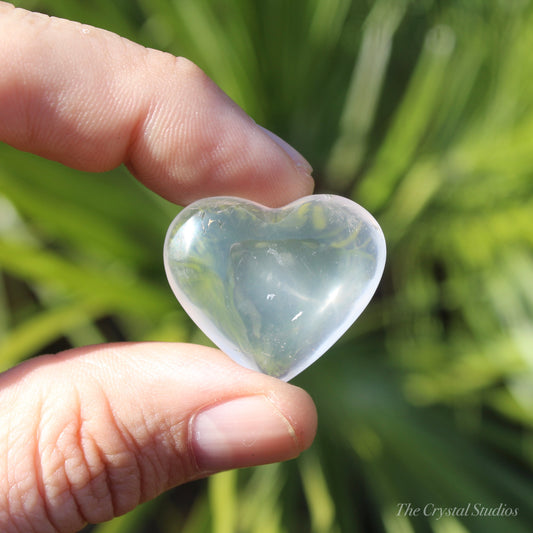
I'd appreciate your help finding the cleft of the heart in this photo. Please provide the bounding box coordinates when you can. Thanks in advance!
[164,194,386,381]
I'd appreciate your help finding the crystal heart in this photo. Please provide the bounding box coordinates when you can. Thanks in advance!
[164,194,386,381]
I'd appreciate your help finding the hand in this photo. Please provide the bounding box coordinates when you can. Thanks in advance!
[0,3,317,532]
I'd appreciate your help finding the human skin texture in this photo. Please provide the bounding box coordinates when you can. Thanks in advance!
[0,3,317,532]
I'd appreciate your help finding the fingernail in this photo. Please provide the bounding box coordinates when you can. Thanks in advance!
[191,395,300,471]
[259,126,313,175]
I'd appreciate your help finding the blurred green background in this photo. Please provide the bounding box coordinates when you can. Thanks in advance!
[1,0,533,532]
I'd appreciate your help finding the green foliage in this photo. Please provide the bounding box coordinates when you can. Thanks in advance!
[2,0,533,531]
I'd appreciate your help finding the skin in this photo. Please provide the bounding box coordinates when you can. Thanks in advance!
[0,3,317,532]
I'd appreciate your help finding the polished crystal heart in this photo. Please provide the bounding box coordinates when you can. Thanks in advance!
[164,194,386,381]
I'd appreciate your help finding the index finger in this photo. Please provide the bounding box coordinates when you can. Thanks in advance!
[0,2,313,207]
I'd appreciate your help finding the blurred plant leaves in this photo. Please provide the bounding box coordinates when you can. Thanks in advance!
[2,0,533,532]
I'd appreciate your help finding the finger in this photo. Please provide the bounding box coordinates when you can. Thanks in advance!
[0,3,313,207]
[0,343,317,532]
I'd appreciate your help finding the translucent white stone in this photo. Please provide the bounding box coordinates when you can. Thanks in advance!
[164,195,386,381]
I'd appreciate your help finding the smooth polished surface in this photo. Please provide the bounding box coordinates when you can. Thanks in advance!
[164,195,386,381]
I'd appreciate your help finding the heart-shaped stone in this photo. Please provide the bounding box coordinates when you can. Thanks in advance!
[164,194,386,381]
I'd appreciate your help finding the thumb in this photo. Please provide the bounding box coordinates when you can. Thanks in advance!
[0,343,316,532]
